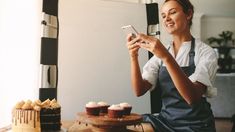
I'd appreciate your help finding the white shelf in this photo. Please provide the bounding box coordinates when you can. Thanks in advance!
[216,73,235,77]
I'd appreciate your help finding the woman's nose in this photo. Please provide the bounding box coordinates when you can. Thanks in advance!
[165,15,171,21]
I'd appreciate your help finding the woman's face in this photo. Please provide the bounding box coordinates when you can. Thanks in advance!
[161,0,191,35]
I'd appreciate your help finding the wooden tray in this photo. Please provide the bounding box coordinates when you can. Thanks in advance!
[76,112,143,132]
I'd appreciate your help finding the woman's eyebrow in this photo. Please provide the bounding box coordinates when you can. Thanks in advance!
[168,8,177,12]
[161,8,176,16]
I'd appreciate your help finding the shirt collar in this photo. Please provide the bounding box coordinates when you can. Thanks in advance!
[168,40,192,58]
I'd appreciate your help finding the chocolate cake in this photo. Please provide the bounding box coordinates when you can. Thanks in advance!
[40,99,61,131]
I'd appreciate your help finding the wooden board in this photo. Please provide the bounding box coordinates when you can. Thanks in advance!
[67,123,147,132]
[76,112,143,131]
[77,112,143,127]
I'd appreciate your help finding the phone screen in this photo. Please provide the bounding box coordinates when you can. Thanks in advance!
[121,25,138,38]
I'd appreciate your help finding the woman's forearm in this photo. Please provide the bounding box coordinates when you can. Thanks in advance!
[163,55,205,105]
[130,56,151,97]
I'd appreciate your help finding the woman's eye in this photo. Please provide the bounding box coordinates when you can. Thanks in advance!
[162,15,166,19]
[169,10,176,14]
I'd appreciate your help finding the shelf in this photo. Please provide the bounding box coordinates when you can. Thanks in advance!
[212,46,235,49]
[216,73,235,76]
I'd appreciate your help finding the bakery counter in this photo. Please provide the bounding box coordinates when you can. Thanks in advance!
[62,120,155,132]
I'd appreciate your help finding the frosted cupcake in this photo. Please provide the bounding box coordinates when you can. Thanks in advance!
[120,102,132,115]
[98,101,110,113]
[108,104,124,118]
[85,101,100,116]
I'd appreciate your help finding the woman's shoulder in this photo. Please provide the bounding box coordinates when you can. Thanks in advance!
[195,39,217,60]
[194,39,216,56]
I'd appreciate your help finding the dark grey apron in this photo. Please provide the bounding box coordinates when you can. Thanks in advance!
[143,38,216,132]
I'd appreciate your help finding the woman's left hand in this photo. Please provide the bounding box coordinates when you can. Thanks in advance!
[136,33,169,60]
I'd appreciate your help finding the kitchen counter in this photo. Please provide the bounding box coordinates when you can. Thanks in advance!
[207,73,235,118]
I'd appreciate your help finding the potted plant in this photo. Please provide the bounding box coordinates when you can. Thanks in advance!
[207,31,234,73]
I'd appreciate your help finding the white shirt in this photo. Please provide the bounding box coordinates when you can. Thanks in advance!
[142,39,218,98]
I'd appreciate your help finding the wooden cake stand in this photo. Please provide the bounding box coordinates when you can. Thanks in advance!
[76,112,143,132]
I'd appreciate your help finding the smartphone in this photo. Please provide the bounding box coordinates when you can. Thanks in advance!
[121,25,139,38]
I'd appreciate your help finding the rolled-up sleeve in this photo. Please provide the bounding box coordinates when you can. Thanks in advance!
[189,46,218,98]
[142,56,161,91]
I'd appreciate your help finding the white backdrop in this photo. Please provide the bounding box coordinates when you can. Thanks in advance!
[58,0,151,120]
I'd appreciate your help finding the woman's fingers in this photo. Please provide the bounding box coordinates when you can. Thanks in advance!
[127,33,133,41]
[127,33,149,47]
[128,43,140,50]
[127,33,139,42]
[136,33,155,44]
[127,37,140,47]
[127,43,140,57]
[138,42,150,50]
[137,36,159,54]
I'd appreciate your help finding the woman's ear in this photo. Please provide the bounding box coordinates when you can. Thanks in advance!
[186,9,193,21]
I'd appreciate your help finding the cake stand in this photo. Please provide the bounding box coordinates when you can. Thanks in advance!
[76,112,143,132]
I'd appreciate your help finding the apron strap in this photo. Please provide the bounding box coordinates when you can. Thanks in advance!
[160,46,171,66]
[189,37,195,66]
[160,37,195,66]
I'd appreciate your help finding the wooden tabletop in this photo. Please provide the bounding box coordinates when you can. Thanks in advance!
[77,112,143,126]
[74,112,145,132]
[1,120,154,132]
[62,120,154,132]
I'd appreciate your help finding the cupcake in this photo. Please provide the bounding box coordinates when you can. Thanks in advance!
[120,102,132,115]
[98,101,110,113]
[108,104,124,118]
[85,101,100,116]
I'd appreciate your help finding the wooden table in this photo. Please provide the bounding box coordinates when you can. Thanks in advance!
[75,112,143,132]
[63,121,154,132]
[62,112,155,132]
[1,120,154,132]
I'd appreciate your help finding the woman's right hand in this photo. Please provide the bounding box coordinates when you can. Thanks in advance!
[126,34,140,58]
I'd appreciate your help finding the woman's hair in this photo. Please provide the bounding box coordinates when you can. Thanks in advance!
[164,0,194,27]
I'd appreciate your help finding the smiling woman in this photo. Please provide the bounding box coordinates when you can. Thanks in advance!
[0,0,41,128]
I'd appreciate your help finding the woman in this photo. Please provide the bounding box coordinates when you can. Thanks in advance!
[126,0,217,131]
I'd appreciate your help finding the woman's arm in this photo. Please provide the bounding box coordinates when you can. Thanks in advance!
[126,34,152,97]
[130,55,152,96]
[137,34,206,105]
[163,54,206,105]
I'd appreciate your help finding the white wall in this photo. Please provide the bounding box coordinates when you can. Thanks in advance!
[58,0,150,120]
[201,16,235,42]
[191,0,235,42]
[191,0,235,17]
